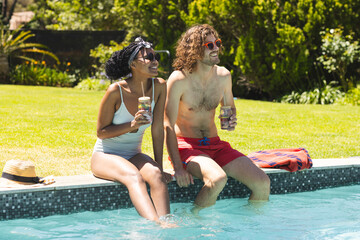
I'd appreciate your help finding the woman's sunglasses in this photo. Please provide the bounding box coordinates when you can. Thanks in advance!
[203,39,222,50]
[138,52,160,62]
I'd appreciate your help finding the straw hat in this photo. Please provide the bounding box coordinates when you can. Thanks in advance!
[0,159,55,188]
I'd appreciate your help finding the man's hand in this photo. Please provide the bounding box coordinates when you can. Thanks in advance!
[174,167,194,187]
[227,113,237,131]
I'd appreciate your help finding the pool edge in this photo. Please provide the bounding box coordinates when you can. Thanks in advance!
[1,157,359,221]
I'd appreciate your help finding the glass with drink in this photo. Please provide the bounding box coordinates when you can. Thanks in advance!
[138,96,151,122]
[220,106,232,130]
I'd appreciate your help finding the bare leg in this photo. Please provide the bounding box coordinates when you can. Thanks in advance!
[129,153,170,217]
[222,156,270,201]
[186,155,228,208]
[91,152,159,221]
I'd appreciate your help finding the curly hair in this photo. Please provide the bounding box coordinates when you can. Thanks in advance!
[105,37,153,80]
[173,24,220,73]
[105,42,138,80]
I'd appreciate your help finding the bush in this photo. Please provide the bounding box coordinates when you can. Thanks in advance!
[75,77,110,91]
[89,40,128,74]
[10,62,76,87]
[317,28,360,92]
[336,85,360,106]
[281,81,344,105]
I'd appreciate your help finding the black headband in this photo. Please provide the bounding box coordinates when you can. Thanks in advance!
[128,37,153,68]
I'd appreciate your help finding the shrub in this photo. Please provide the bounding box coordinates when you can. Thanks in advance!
[336,85,360,106]
[10,61,76,87]
[75,76,110,91]
[89,40,128,74]
[281,81,344,105]
[1,23,59,82]
[317,28,360,92]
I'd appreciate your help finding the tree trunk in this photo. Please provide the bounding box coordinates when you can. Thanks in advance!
[0,54,9,83]
[1,0,8,21]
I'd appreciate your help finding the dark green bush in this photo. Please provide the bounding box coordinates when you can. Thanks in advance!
[281,81,344,104]
[10,62,76,87]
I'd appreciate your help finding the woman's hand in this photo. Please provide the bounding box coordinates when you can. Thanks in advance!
[131,110,152,129]
[163,172,174,184]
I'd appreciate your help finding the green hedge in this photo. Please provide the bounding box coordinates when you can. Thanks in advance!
[31,0,360,99]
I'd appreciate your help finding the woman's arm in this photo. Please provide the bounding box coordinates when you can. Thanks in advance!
[96,83,147,139]
[151,78,167,170]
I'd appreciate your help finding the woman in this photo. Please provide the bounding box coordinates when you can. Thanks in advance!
[91,37,171,222]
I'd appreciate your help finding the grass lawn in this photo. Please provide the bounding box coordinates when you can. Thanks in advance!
[1,85,359,177]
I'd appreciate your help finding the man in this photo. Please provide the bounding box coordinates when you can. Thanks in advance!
[164,24,270,209]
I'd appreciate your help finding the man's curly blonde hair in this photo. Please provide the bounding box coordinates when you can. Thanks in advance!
[173,24,220,73]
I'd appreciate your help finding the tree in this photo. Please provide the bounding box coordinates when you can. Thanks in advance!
[1,0,19,25]
[29,0,360,99]
[113,0,188,52]
[28,0,125,30]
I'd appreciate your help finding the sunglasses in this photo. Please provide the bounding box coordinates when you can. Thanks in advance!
[137,52,160,62]
[203,39,222,50]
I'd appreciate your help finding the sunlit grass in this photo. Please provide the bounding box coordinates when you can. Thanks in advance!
[1,85,359,176]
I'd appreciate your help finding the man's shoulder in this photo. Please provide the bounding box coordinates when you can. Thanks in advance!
[168,70,188,82]
[168,70,190,87]
[215,65,231,77]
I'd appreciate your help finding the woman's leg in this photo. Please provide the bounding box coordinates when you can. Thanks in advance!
[91,152,159,221]
[129,153,170,217]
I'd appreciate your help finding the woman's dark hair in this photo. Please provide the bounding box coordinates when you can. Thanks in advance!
[105,42,138,80]
[105,37,153,80]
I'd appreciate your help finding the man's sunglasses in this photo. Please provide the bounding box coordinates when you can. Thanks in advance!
[138,52,160,62]
[203,39,222,50]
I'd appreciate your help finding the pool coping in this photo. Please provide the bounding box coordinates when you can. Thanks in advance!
[1,157,359,220]
[1,157,359,194]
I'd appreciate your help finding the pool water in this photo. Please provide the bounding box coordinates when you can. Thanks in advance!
[1,185,360,240]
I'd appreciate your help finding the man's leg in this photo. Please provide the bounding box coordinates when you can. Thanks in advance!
[222,156,270,201]
[186,155,228,207]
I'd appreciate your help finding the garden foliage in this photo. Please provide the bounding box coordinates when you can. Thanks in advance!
[10,61,76,87]
[281,81,344,105]
[317,28,360,92]
[29,0,124,30]
[1,23,59,82]
[28,0,360,99]
[336,85,360,106]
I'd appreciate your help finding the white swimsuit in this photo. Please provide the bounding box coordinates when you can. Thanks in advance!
[93,79,155,159]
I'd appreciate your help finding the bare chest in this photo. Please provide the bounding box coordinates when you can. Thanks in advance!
[182,81,223,112]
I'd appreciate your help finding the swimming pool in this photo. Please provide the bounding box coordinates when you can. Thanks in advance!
[1,184,359,239]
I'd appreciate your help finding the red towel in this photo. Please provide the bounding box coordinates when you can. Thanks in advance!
[247,148,313,172]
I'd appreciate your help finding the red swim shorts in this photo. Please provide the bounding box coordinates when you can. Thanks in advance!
[176,136,245,168]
